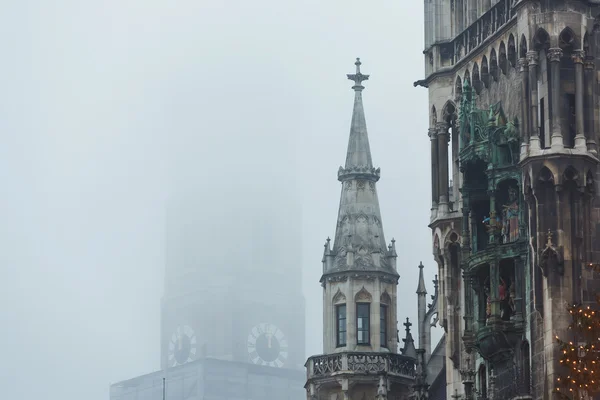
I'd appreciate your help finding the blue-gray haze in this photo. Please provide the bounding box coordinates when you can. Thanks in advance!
[0,1,438,399]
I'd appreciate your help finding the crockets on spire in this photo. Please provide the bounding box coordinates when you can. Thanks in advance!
[322,59,397,276]
[339,58,381,182]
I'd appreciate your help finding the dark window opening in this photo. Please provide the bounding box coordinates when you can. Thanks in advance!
[357,303,370,345]
[566,93,576,148]
[380,305,387,347]
[540,97,546,149]
[336,304,346,347]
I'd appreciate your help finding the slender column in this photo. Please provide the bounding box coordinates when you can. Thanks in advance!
[489,260,501,322]
[429,128,439,207]
[584,57,597,155]
[526,51,540,152]
[488,190,497,244]
[518,57,530,159]
[572,50,587,150]
[547,48,564,149]
[513,256,524,323]
[462,205,471,251]
[470,210,477,253]
[437,122,450,205]
[463,272,474,333]
[518,57,530,141]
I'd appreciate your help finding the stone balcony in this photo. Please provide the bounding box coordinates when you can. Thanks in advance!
[305,352,415,389]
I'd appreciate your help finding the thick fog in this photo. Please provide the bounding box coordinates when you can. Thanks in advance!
[0,1,438,399]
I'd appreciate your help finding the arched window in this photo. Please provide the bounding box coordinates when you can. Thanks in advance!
[479,364,488,397]
[333,289,347,347]
[355,287,372,345]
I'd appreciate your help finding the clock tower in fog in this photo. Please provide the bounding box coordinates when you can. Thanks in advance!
[160,188,306,372]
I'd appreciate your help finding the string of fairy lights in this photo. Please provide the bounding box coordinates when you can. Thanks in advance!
[553,262,600,400]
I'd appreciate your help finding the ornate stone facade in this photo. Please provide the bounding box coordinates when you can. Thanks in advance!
[415,1,600,399]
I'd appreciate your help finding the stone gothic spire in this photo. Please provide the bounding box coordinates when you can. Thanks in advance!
[416,261,427,295]
[323,58,397,276]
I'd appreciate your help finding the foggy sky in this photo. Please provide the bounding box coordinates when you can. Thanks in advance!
[0,1,439,399]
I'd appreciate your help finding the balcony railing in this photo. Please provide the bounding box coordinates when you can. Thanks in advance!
[437,0,514,68]
[306,352,415,380]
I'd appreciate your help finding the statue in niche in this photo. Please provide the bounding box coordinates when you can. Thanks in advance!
[485,277,510,322]
[501,186,519,243]
[507,284,516,316]
[485,286,491,320]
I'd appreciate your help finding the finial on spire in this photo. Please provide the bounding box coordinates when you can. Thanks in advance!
[347,57,369,91]
[403,317,412,335]
[417,262,427,295]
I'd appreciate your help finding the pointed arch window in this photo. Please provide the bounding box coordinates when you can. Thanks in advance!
[357,303,370,344]
[336,304,347,347]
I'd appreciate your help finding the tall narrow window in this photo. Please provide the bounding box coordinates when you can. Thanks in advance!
[357,303,370,345]
[380,304,387,347]
[336,304,346,347]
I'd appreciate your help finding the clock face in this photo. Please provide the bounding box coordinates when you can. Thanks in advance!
[168,325,197,367]
[247,322,288,367]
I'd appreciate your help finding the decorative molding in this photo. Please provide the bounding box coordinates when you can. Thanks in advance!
[539,229,564,276]
[526,51,538,66]
[355,286,373,302]
[332,288,347,304]
[571,50,585,65]
[584,57,595,70]
[547,48,563,63]
[517,57,528,72]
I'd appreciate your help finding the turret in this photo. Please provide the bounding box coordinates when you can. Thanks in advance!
[305,59,415,400]
[416,262,429,360]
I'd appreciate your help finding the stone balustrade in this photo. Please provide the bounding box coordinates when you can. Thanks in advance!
[437,0,514,68]
[306,352,415,380]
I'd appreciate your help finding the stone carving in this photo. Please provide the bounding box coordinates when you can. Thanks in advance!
[327,275,349,283]
[571,50,585,64]
[377,375,388,397]
[355,247,375,269]
[547,48,563,63]
[526,50,538,66]
[501,186,520,243]
[355,286,372,302]
[333,288,347,304]
[311,354,342,375]
[357,180,366,191]
[540,230,564,276]
[517,57,528,72]
[308,353,415,378]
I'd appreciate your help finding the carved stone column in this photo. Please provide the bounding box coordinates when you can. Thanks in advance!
[462,206,471,251]
[429,128,439,207]
[512,256,524,323]
[526,51,540,152]
[437,122,450,206]
[470,210,477,252]
[489,260,501,323]
[518,57,530,160]
[463,271,474,334]
[572,50,587,150]
[547,48,564,149]
[488,190,497,244]
[584,57,597,155]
